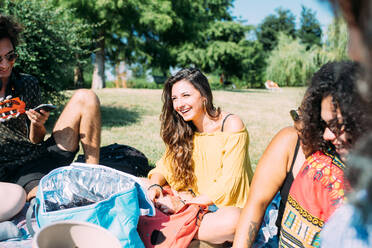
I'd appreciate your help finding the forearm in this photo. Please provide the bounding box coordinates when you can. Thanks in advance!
[187,194,213,205]
[233,202,266,248]
[149,172,167,186]
[29,123,46,144]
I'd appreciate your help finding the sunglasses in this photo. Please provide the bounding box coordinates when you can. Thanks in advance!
[0,51,18,63]
[321,118,345,137]
[290,109,300,122]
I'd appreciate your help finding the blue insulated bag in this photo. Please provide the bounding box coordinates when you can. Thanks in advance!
[27,163,155,248]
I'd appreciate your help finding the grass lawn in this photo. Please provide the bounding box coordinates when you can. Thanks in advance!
[54,87,306,169]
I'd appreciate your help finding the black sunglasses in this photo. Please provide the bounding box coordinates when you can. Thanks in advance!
[290,109,300,122]
[0,51,18,63]
[320,118,345,137]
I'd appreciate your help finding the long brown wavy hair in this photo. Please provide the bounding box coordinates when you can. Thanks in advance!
[160,68,220,189]
[299,61,369,157]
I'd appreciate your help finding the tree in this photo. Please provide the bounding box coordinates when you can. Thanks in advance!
[139,0,234,76]
[54,0,175,89]
[265,33,318,87]
[1,0,92,101]
[319,18,348,62]
[177,21,265,84]
[298,6,322,49]
[255,8,296,52]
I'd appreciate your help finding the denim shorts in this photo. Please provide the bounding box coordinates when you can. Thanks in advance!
[208,204,219,212]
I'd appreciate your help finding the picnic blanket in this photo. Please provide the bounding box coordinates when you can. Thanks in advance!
[0,203,34,248]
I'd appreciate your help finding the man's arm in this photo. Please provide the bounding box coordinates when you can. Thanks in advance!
[26,109,49,143]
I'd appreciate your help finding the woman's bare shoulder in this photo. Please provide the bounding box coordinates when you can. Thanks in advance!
[222,113,245,132]
[271,126,298,144]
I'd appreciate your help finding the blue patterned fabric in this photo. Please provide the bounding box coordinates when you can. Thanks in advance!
[253,193,281,248]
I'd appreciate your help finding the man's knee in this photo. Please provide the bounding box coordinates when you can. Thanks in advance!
[71,89,100,108]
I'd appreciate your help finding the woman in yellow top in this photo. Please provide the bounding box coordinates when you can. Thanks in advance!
[147,68,253,244]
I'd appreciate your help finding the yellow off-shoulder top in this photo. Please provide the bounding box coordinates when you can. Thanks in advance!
[148,128,253,208]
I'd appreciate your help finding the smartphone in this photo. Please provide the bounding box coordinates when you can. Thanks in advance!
[33,104,57,113]
[290,109,299,121]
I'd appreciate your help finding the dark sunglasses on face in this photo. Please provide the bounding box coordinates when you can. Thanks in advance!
[0,51,18,63]
[321,118,345,137]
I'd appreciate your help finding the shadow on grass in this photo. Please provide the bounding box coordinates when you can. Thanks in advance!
[213,88,268,93]
[101,105,141,128]
[44,105,141,132]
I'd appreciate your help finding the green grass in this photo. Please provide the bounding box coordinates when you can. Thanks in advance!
[47,87,306,169]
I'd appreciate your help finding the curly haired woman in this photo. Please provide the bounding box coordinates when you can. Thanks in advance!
[147,68,253,244]
[233,61,368,248]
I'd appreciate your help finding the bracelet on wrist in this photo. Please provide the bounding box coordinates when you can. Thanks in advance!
[147,184,163,191]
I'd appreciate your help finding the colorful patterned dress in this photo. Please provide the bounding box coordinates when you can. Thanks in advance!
[279,151,348,248]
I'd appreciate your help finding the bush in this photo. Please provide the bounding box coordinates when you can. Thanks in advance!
[127,78,163,89]
[265,33,317,87]
[265,20,349,88]
[1,0,93,102]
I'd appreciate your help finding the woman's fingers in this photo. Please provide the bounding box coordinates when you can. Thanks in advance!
[147,187,163,202]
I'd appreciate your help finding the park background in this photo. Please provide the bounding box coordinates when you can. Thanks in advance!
[0,0,347,167]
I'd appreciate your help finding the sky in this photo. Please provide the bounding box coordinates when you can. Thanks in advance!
[231,0,334,30]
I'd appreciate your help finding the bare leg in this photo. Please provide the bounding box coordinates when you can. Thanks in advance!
[53,89,101,164]
[196,207,241,244]
[0,182,26,221]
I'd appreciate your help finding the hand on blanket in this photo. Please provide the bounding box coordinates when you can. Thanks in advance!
[155,195,185,214]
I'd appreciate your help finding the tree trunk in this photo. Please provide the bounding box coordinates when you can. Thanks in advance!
[74,65,84,88]
[92,35,105,89]
[115,63,120,88]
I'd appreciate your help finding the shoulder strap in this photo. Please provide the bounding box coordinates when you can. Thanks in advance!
[221,113,234,132]
[289,136,300,173]
[26,198,38,237]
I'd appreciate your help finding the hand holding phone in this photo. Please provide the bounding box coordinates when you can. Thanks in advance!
[33,104,57,113]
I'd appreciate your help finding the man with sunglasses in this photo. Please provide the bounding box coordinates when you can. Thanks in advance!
[0,15,101,201]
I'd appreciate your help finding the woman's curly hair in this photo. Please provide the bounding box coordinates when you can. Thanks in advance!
[160,68,220,189]
[300,61,369,157]
[0,14,22,48]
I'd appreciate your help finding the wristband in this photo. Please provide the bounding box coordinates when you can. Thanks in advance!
[147,184,163,191]
[188,188,196,197]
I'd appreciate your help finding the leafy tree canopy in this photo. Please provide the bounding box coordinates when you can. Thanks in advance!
[298,6,322,49]
[1,0,93,101]
[256,8,296,51]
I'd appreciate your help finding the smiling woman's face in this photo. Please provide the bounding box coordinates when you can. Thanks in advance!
[321,95,350,159]
[171,79,205,122]
[0,38,16,83]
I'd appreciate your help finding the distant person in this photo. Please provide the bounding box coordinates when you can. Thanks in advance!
[220,72,236,88]
[147,68,253,244]
[264,80,280,91]
[0,15,101,202]
[233,61,368,248]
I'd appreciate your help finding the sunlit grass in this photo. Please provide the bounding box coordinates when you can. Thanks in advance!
[48,87,306,169]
